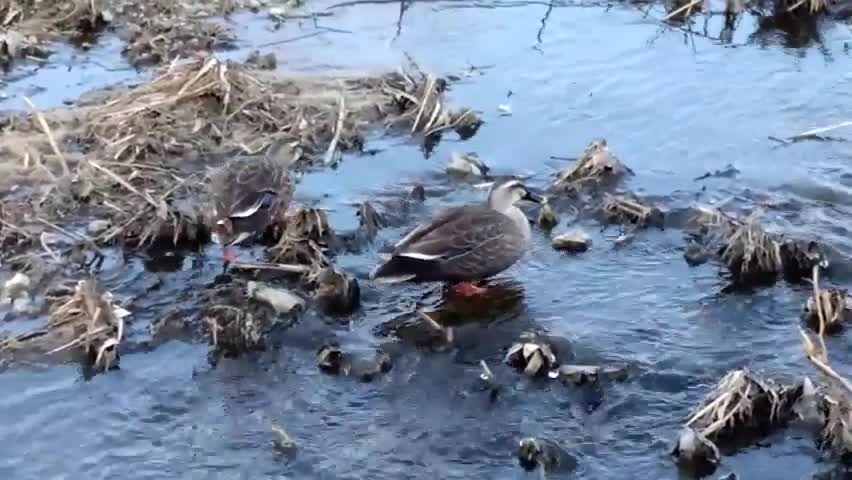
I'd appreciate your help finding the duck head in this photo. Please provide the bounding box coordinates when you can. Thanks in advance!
[488,179,543,212]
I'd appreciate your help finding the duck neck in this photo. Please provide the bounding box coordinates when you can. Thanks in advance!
[503,205,531,241]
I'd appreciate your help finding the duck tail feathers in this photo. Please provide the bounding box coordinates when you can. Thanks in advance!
[370,254,437,283]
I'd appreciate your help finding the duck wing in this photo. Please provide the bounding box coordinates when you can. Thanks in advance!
[373,206,525,282]
[228,190,280,219]
[209,156,293,220]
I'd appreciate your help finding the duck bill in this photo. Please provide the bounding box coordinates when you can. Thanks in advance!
[522,191,543,204]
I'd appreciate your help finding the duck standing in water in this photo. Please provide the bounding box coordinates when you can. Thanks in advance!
[208,146,296,265]
[370,179,542,296]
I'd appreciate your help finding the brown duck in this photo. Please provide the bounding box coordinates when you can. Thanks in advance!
[207,145,296,262]
[370,179,541,296]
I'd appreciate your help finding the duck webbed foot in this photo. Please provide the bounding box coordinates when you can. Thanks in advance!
[449,281,488,297]
[222,245,236,263]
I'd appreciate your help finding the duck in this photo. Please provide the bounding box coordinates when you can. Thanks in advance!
[207,144,296,263]
[370,179,542,296]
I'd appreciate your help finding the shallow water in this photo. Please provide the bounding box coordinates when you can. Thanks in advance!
[3,2,852,479]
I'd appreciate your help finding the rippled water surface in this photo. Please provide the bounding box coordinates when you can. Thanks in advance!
[2,1,852,479]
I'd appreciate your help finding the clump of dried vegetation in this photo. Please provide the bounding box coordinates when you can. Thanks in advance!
[0,279,128,372]
[673,368,810,475]
[269,207,335,269]
[0,55,480,262]
[113,0,235,66]
[663,0,831,25]
[199,278,302,361]
[600,193,664,229]
[674,266,852,474]
[0,0,248,68]
[804,282,849,335]
[800,266,852,461]
[687,206,822,287]
[551,138,633,194]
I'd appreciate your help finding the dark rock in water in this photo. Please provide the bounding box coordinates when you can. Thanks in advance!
[684,241,712,266]
[694,164,740,181]
[346,350,392,382]
[557,364,634,386]
[447,151,489,177]
[671,427,720,478]
[517,437,577,473]
[315,341,392,382]
[552,229,590,253]
[355,201,387,240]
[780,239,824,281]
[409,184,426,203]
[316,341,344,374]
[245,50,277,70]
[314,267,360,315]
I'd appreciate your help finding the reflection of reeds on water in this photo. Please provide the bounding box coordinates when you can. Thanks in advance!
[656,0,834,50]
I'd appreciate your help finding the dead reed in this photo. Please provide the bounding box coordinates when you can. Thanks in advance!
[552,138,633,193]
[0,55,479,256]
[689,206,821,287]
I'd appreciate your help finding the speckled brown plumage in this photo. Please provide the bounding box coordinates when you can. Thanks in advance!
[207,153,294,248]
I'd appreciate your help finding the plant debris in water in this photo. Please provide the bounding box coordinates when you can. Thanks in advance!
[600,193,664,229]
[804,285,849,335]
[552,138,633,193]
[517,437,577,474]
[674,368,809,474]
[0,279,128,372]
[0,0,251,69]
[0,54,478,263]
[505,332,564,377]
[447,151,489,177]
[316,340,392,382]
[199,278,301,361]
[687,206,823,288]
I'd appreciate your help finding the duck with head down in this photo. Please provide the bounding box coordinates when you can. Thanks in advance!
[208,145,297,265]
[370,179,542,296]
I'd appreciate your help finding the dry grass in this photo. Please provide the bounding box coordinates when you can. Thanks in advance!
[199,280,276,358]
[552,138,633,193]
[685,369,804,448]
[664,0,827,23]
[0,0,244,68]
[0,0,109,67]
[804,282,849,335]
[114,0,234,66]
[689,206,821,287]
[268,207,334,274]
[199,278,304,360]
[0,55,479,258]
[600,193,664,228]
[800,265,852,458]
[0,279,127,371]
